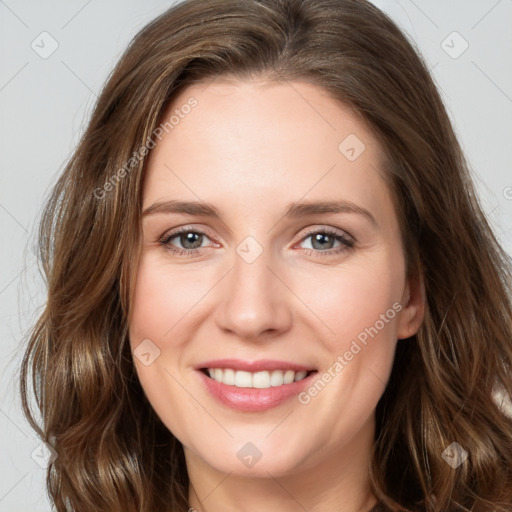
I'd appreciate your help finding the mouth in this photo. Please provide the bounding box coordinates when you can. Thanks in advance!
[195,359,318,412]
[200,368,315,388]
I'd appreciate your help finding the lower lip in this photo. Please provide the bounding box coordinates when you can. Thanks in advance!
[197,370,316,412]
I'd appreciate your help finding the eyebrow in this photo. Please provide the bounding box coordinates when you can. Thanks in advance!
[142,199,377,226]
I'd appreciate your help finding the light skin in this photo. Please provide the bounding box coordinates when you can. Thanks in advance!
[129,77,425,512]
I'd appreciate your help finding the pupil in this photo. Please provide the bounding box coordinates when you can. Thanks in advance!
[182,232,202,249]
[312,233,333,250]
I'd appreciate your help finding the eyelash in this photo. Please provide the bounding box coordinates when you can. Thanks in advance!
[158,226,355,259]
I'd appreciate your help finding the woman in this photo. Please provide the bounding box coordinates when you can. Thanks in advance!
[21,0,512,510]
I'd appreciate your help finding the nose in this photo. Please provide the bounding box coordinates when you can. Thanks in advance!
[214,245,293,341]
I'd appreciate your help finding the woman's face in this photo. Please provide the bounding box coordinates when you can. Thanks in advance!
[129,78,423,478]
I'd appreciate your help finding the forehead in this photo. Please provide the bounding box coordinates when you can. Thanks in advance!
[142,78,392,226]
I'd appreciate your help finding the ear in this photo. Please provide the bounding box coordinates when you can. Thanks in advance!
[396,269,425,340]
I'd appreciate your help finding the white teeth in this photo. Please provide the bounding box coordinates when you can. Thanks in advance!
[270,370,283,386]
[205,368,310,388]
[253,371,271,389]
[234,370,252,388]
[294,370,307,382]
[223,368,235,385]
[283,370,295,384]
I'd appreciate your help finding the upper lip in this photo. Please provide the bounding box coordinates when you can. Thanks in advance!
[195,359,316,372]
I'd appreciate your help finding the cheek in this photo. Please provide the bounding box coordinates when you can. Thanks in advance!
[128,254,198,440]
[128,254,188,399]
[291,260,403,438]
[293,252,404,407]
[129,252,207,346]
[295,255,403,346]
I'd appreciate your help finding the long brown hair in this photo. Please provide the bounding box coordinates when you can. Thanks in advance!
[20,0,512,510]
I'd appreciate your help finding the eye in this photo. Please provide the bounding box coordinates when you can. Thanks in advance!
[158,226,355,258]
[159,227,216,257]
[297,227,355,257]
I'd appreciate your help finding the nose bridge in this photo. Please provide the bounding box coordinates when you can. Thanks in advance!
[215,237,292,339]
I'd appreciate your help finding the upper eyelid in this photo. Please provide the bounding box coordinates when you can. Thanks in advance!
[160,225,217,243]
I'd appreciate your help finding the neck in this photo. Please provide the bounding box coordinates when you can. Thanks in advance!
[185,415,378,512]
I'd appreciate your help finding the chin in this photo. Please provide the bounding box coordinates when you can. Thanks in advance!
[190,437,312,478]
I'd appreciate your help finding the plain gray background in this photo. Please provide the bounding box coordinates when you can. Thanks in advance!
[1,1,511,510]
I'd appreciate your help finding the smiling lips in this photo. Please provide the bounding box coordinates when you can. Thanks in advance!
[196,359,317,412]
